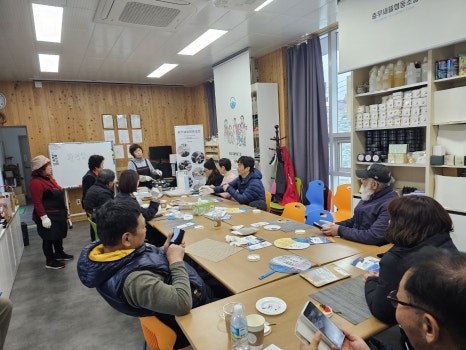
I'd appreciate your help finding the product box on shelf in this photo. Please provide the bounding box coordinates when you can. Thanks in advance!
[459,54,466,76]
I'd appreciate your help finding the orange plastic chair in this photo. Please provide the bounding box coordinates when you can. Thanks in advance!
[331,184,352,222]
[281,202,306,223]
[139,316,178,350]
[265,191,272,212]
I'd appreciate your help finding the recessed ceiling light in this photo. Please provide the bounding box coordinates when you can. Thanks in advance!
[147,64,179,78]
[178,29,228,56]
[255,0,274,11]
[32,3,63,43]
[38,54,59,72]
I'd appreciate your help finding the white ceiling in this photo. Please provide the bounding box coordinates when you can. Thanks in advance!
[0,0,337,87]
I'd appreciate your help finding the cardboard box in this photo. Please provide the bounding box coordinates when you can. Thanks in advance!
[13,186,24,195]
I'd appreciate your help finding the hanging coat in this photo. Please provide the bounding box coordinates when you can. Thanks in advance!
[279,146,299,205]
[272,147,286,202]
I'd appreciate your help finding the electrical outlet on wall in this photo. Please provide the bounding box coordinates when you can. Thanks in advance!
[76,199,81,205]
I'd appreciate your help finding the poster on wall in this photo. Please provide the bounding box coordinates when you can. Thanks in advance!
[213,49,254,165]
[175,124,205,187]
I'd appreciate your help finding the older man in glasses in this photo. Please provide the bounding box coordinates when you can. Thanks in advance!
[301,247,466,350]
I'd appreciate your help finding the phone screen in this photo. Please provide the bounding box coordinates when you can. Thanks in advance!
[313,222,323,229]
[303,302,345,348]
[170,228,185,245]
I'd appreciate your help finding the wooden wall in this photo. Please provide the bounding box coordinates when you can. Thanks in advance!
[0,49,289,220]
[0,81,209,219]
[254,47,289,147]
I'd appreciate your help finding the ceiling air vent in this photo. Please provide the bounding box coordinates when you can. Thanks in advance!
[94,0,204,30]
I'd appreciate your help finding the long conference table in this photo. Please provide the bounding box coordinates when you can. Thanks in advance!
[148,194,391,350]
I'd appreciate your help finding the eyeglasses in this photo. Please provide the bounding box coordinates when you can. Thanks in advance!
[386,290,430,314]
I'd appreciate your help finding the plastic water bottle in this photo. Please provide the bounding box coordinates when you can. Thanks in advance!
[230,303,249,350]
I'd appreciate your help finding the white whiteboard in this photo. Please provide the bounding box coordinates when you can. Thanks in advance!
[48,142,115,189]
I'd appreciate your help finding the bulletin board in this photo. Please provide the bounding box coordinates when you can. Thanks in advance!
[48,142,115,189]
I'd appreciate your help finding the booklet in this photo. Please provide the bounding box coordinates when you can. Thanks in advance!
[292,236,335,244]
[350,256,380,273]
[243,236,272,251]
[300,264,351,287]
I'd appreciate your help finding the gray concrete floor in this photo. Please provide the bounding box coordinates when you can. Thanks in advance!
[5,220,144,350]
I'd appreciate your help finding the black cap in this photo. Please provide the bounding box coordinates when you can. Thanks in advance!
[355,163,391,183]
[204,158,216,170]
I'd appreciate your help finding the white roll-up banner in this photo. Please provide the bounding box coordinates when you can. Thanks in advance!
[213,50,254,165]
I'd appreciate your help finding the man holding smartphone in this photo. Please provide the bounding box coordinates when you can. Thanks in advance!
[77,200,212,349]
[300,247,466,350]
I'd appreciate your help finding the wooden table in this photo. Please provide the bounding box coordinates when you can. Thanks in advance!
[176,274,388,350]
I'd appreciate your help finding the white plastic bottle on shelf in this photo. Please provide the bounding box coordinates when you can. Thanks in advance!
[369,66,377,93]
[230,304,249,350]
[394,59,405,87]
[406,62,417,85]
[382,67,391,90]
[421,57,428,82]
[376,65,385,91]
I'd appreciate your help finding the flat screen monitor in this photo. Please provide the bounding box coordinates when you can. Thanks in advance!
[149,145,172,160]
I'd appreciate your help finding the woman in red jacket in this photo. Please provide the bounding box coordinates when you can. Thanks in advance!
[29,155,73,269]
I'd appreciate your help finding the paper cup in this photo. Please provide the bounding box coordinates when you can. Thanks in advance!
[247,314,265,350]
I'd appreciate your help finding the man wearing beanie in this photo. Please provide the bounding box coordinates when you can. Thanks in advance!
[203,158,223,186]
[29,155,73,269]
[321,163,398,245]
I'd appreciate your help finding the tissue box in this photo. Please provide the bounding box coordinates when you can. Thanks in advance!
[192,200,215,215]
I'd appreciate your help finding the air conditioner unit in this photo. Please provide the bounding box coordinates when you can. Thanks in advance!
[212,0,267,11]
[94,0,206,30]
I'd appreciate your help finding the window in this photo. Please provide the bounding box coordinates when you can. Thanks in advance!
[320,29,352,191]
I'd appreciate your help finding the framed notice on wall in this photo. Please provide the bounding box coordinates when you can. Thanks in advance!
[131,114,141,129]
[102,114,114,129]
[117,114,128,129]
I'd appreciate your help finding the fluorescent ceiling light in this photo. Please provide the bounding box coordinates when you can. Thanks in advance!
[147,64,179,78]
[38,54,59,72]
[178,29,228,56]
[32,3,63,43]
[255,0,274,11]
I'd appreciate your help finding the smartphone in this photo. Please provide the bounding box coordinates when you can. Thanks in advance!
[313,222,323,229]
[170,227,185,245]
[295,301,345,349]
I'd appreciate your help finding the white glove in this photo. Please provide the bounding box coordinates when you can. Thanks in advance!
[152,169,163,177]
[151,187,163,201]
[139,175,153,182]
[199,185,214,196]
[41,215,52,229]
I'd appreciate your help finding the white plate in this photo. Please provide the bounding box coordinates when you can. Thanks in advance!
[264,225,281,231]
[256,297,287,315]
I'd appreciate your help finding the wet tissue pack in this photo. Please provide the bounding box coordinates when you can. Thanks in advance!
[192,200,215,215]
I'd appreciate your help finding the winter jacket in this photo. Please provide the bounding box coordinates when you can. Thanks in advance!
[365,234,457,324]
[114,192,159,221]
[337,186,398,245]
[215,168,265,207]
[83,182,114,214]
[77,242,211,317]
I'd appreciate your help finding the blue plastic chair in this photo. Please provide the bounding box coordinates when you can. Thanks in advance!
[304,180,325,217]
[305,209,334,226]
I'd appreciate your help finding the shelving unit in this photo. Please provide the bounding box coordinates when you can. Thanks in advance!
[349,40,466,250]
[250,83,279,192]
[204,141,220,161]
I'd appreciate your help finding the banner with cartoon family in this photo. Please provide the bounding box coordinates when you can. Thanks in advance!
[213,49,254,161]
[174,124,205,187]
